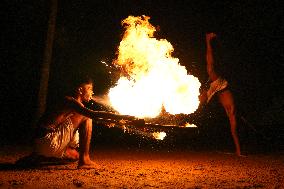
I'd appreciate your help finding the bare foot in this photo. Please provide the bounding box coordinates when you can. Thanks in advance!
[206,32,217,42]
[198,91,207,104]
[64,148,79,160]
[236,152,247,157]
[77,160,100,169]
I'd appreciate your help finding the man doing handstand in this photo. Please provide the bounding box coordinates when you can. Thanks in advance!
[199,33,241,156]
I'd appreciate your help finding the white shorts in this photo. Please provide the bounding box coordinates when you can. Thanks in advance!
[34,117,79,158]
[207,78,228,103]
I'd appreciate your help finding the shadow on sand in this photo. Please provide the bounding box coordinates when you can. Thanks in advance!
[0,156,78,171]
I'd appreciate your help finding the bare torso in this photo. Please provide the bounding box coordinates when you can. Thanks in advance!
[37,97,88,132]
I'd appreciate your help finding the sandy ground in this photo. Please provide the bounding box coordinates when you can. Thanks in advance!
[0,145,283,189]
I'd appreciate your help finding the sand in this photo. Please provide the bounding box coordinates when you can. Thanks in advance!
[0,145,283,189]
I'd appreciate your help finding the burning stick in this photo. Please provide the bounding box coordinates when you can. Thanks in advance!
[91,112,167,140]
[121,125,167,140]
[93,116,167,140]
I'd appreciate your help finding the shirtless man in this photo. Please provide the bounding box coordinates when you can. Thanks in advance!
[22,76,135,169]
[199,33,241,156]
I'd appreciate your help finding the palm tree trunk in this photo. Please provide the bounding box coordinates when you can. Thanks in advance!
[35,0,58,126]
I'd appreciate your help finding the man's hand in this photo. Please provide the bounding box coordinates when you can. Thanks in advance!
[206,32,217,42]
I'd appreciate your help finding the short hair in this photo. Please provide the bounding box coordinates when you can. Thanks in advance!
[68,73,93,96]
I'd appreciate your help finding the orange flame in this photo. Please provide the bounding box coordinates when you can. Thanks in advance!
[152,132,166,140]
[185,123,198,128]
[108,15,201,118]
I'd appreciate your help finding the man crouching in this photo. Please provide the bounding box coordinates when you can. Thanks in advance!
[18,75,134,169]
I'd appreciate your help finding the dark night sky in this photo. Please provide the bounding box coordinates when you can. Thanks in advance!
[1,0,283,143]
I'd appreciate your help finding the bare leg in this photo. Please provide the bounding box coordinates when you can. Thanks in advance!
[206,33,219,82]
[64,130,79,160]
[218,91,241,156]
[64,147,79,160]
[78,118,100,169]
[198,33,219,105]
[199,90,208,105]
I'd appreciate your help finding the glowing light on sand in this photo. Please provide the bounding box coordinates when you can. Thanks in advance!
[152,132,167,140]
[109,15,201,118]
[185,123,197,128]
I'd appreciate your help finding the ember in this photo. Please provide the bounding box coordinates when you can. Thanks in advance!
[108,15,201,118]
[152,132,167,140]
[184,123,197,128]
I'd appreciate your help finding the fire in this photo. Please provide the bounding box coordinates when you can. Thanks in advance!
[184,122,197,128]
[152,132,167,140]
[108,15,201,118]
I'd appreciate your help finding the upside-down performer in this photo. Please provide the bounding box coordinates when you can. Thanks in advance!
[17,75,135,169]
[199,33,241,156]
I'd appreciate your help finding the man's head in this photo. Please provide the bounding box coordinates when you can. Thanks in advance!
[77,82,94,102]
[71,74,94,102]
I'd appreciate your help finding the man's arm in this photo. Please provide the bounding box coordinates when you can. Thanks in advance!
[65,96,136,121]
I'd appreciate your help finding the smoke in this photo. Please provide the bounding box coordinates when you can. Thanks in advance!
[92,95,112,108]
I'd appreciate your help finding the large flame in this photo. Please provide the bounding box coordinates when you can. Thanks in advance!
[108,15,201,118]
